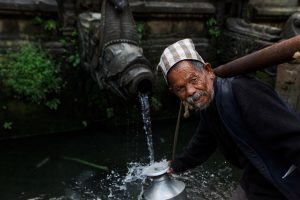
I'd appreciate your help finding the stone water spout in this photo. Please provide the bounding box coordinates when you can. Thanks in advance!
[78,0,153,100]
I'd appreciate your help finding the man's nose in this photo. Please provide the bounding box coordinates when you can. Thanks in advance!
[186,83,196,96]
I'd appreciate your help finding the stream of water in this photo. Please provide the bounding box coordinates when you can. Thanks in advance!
[138,93,155,164]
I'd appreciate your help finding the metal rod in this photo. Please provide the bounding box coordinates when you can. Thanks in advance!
[214,35,300,77]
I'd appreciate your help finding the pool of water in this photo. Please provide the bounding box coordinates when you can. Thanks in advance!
[0,118,240,200]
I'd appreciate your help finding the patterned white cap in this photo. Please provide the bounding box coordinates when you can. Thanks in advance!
[157,38,204,82]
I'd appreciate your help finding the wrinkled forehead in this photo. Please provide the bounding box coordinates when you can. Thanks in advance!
[167,60,205,86]
[168,60,197,74]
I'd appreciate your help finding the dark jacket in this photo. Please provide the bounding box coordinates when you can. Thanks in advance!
[171,76,300,200]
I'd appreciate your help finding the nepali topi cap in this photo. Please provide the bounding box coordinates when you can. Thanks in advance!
[157,38,204,82]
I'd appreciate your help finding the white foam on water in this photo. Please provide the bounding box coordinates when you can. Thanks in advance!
[96,159,169,199]
[142,159,168,176]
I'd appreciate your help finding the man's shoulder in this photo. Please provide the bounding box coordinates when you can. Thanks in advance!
[216,75,275,100]
[231,75,257,85]
[216,75,253,84]
[230,75,273,92]
[216,75,254,91]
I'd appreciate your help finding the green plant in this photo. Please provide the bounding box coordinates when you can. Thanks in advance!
[136,22,145,40]
[3,121,13,130]
[44,19,57,31]
[32,16,43,25]
[0,44,62,109]
[67,52,81,68]
[33,16,57,32]
[45,98,61,110]
[71,31,78,37]
[206,18,221,38]
[61,31,81,68]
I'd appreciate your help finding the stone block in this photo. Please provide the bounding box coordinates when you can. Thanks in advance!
[145,20,204,37]
[275,62,300,114]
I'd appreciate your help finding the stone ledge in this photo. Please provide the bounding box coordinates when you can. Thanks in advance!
[130,1,215,13]
[0,1,215,14]
[251,5,300,19]
[0,0,57,15]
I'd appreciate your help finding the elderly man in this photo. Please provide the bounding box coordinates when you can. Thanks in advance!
[157,39,300,200]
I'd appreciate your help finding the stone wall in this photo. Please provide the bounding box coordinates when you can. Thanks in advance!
[0,0,62,56]
[0,0,300,138]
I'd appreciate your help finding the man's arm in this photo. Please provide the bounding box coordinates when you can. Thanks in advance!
[171,120,217,173]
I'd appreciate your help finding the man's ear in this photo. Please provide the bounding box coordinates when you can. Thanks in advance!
[203,63,215,79]
[203,63,213,72]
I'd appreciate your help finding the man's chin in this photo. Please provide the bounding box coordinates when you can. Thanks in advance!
[193,98,212,110]
[194,102,210,110]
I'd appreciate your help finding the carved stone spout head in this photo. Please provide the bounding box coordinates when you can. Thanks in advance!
[78,0,154,101]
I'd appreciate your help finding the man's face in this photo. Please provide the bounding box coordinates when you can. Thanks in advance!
[167,60,215,109]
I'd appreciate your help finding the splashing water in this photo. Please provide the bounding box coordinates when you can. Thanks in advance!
[113,160,168,199]
[66,159,237,200]
[68,161,163,199]
[142,159,169,177]
[138,93,155,164]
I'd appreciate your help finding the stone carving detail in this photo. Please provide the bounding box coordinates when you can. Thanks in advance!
[226,18,281,42]
[281,12,300,39]
[78,0,153,100]
[218,18,282,64]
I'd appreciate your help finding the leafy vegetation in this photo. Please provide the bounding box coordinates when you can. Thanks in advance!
[67,51,80,68]
[0,44,62,109]
[206,18,221,38]
[136,22,145,40]
[33,16,57,32]
[45,98,61,110]
[3,121,13,130]
[60,31,81,68]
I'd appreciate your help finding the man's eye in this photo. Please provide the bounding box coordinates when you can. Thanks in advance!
[190,77,198,84]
